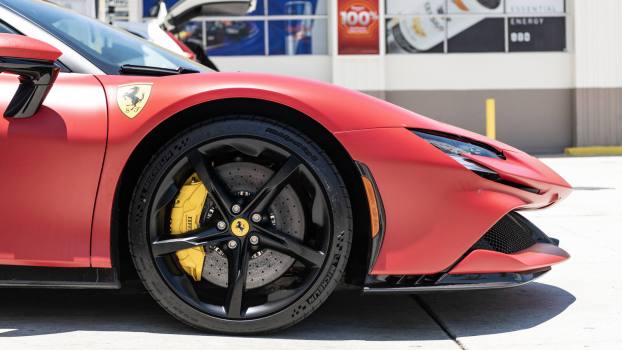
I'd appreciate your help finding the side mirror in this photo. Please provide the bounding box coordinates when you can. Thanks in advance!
[0,33,62,119]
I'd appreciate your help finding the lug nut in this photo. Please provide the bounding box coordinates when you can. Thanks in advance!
[217,221,227,231]
[251,213,262,223]
[227,240,238,249]
[231,204,241,214]
[249,235,259,245]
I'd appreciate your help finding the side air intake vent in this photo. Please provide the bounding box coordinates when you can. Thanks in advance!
[472,212,552,254]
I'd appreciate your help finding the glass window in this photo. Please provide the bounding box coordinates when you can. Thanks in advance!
[268,0,327,15]
[508,16,565,51]
[268,19,328,55]
[386,0,446,15]
[180,21,203,45]
[506,0,565,13]
[247,0,266,16]
[385,0,567,54]
[3,0,209,74]
[183,0,328,56]
[204,20,265,56]
[447,0,504,14]
[0,21,17,34]
[386,0,505,15]
[142,0,266,17]
[386,16,445,53]
[447,17,505,52]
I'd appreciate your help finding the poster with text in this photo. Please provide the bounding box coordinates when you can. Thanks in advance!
[506,0,565,13]
[508,16,566,51]
[338,0,380,55]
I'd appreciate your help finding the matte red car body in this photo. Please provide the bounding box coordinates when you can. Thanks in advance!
[0,70,570,275]
[0,74,107,267]
[450,243,570,274]
[336,129,571,275]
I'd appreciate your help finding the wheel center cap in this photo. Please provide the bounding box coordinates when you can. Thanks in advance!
[230,218,250,237]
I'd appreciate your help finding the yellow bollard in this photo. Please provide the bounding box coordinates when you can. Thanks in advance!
[486,98,496,140]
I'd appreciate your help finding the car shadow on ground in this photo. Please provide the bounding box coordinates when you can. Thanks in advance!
[0,282,574,340]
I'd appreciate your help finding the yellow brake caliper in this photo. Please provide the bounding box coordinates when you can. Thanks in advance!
[170,174,208,281]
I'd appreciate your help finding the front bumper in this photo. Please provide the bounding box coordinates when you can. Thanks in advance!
[449,244,569,275]
[363,212,567,293]
[450,212,569,274]
[335,127,572,275]
[363,268,551,294]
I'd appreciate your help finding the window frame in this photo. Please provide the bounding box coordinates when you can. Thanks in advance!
[384,0,567,54]
[0,17,73,72]
[192,0,330,56]
[0,5,104,74]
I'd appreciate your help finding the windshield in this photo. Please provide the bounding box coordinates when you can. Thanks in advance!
[2,0,210,74]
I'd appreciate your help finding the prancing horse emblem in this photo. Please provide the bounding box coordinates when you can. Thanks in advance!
[231,218,250,237]
[117,83,152,119]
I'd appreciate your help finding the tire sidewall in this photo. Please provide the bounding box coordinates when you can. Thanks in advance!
[129,117,352,334]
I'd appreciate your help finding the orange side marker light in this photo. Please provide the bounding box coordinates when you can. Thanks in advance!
[362,176,380,238]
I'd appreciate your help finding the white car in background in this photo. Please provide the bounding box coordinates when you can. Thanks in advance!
[116,0,255,71]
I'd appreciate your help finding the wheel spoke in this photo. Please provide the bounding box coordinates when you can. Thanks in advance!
[242,156,302,215]
[152,227,227,256]
[187,150,235,220]
[167,267,202,304]
[224,239,250,318]
[154,182,179,212]
[254,225,325,267]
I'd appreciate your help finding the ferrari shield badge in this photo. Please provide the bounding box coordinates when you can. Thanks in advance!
[117,83,152,119]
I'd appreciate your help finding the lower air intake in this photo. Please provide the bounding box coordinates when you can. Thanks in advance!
[472,213,538,254]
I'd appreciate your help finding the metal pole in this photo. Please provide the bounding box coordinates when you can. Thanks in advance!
[486,98,496,140]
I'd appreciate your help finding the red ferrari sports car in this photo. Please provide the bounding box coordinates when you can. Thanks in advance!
[0,0,570,334]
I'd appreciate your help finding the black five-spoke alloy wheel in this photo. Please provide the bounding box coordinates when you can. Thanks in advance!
[129,116,353,333]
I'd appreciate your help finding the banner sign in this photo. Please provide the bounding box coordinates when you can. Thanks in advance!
[506,0,565,13]
[337,0,380,55]
[385,0,565,54]
[508,16,566,51]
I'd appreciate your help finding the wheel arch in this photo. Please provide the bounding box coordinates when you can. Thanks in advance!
[112,98,372,286]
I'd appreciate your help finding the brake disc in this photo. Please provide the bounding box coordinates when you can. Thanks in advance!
[170,162,305,289]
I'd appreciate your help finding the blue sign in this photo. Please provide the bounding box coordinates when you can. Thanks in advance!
[146,0,325,56]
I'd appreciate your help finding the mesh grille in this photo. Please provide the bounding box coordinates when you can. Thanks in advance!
[473,214,536,254]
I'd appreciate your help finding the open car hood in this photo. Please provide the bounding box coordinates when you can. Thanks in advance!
[164,0,256,29]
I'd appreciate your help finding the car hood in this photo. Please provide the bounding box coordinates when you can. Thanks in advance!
[163,0,255,29]
[100,71,521,153]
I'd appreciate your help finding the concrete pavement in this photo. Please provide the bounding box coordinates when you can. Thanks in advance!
[420,156,622,350]
[0,156,620,349]
[0,290,458,350]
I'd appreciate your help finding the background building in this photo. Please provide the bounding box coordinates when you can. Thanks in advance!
[52,0,622,154]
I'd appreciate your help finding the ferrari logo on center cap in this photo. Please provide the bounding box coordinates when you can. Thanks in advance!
[231,218,250,237]
[117,83,152,119]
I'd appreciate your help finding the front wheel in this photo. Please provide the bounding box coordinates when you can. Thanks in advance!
[128,116,352,334]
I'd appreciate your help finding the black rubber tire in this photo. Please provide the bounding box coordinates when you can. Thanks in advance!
[128,116,353,334]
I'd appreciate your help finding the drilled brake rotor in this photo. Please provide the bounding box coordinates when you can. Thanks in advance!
[171,162,305,290]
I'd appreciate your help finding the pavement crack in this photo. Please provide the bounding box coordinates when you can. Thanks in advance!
[412,295,467,350]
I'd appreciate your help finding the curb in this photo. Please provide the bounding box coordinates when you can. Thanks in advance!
[564,146,622,156]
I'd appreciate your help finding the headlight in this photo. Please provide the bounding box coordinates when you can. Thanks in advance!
[412,130,540,194]
[411,130,502,175]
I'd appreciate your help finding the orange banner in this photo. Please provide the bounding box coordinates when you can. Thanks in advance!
[338,0,380,55]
